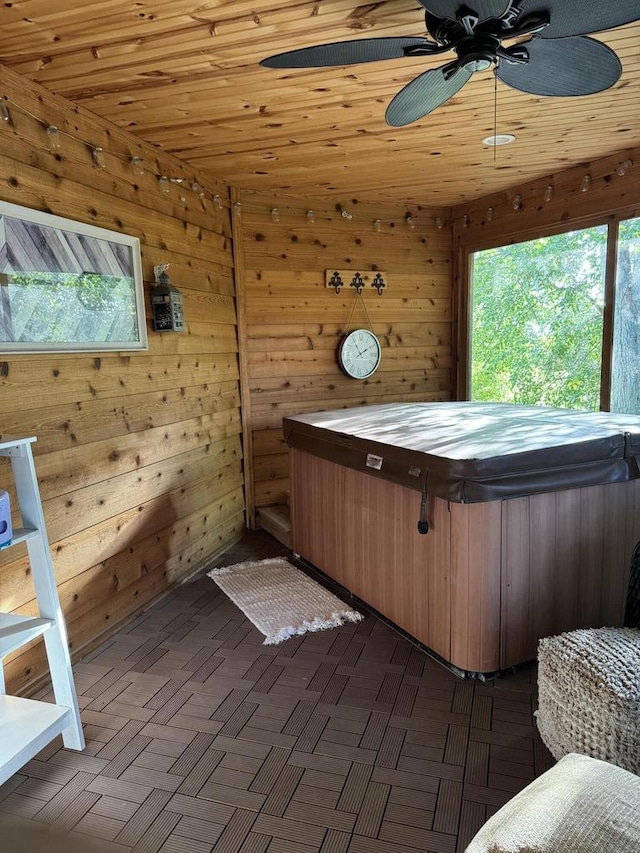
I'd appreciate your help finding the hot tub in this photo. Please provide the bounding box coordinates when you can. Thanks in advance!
[284,402,640,675]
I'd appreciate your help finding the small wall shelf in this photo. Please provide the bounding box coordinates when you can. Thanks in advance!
[0,435,84,786]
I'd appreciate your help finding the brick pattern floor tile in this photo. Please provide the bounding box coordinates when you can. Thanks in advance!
[0,529,553,852]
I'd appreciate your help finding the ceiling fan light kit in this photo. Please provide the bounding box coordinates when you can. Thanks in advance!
[261,1,640,126]
[482,133,516,145]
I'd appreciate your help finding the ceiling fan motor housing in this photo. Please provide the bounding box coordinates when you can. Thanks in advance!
[455,34,501,72]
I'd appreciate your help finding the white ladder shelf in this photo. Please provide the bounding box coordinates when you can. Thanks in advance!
[0,435,84,785]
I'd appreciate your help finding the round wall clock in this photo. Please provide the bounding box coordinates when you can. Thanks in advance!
[338,329,381,379]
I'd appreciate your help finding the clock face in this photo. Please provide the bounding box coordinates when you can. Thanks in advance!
[338,329,381,379]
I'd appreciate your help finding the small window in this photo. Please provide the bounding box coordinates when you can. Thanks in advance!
[0,201,146,353]
[470,226,607,410]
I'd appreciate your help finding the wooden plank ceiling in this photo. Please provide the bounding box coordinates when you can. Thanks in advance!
[1,1,640,205]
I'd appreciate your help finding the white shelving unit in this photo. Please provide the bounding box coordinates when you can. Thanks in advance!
[0,435,84,785]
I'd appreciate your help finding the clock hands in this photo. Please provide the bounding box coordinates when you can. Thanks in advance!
[353,344,376,360]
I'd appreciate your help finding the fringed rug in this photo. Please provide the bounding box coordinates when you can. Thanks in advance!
[207,557,362,645]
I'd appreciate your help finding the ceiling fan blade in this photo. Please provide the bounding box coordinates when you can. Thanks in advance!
[516,0,640,39]
[417,1,511,22]
[260,37,441,69]
[385,64,473,126]
[497,36,621,96]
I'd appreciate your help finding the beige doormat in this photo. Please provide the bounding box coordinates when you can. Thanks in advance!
[207,557,362,645]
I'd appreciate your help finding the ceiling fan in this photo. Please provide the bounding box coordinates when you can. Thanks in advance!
[260,1,640,126]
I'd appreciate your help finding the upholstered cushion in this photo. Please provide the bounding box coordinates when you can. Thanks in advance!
[465,753,640,853]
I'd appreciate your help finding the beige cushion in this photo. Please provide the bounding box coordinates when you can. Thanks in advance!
[465,753,640,853]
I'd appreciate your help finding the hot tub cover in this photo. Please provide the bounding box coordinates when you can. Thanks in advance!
[283,402,640,502]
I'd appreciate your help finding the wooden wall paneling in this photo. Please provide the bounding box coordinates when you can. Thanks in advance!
[0,460,244,600]
[0,159,229,268]
[55,463,244,592]
[238,192,455,514]
[231,184,256,528]
[55,489,246,628]
[252,449,289,487]
[41,437,242,544]
[33,408,241,502]
[0,354,238,415]
[453,142,640,252]
[253,477,289,508]
[248,322,452,353]
[450,501,501,674]
[0,110,228,242]
[251,374,451,400]
[252,427,287,456]
[0,382,240,458]
[250,390,450,432]
[0,68,244,696]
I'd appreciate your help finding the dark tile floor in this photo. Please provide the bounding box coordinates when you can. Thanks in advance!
[0,531,554,852]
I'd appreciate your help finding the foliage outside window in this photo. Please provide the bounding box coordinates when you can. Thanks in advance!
[471,227,608,411]
[611,218,640,414]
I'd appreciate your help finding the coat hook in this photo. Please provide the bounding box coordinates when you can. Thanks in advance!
[371,273,386,296]
[328,270,344,294]
[350,272,365,294]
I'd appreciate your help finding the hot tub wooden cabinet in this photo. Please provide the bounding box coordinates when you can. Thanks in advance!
[285,403,640,675]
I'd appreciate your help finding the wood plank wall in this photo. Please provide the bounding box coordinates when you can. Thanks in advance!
[451,143,640,398]
[234,192,454,520]
[0,66,244,694]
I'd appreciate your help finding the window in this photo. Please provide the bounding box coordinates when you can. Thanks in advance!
[471,227,608,411]
[0,201,146,353]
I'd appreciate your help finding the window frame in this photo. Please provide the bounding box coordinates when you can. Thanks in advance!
[455,212,634,412]
[0,200,147,354]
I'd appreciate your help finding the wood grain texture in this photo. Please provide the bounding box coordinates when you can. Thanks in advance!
[0,70,243,695]
[291,449,640,673]
[239,193,454,517]
[0,3,638,206]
